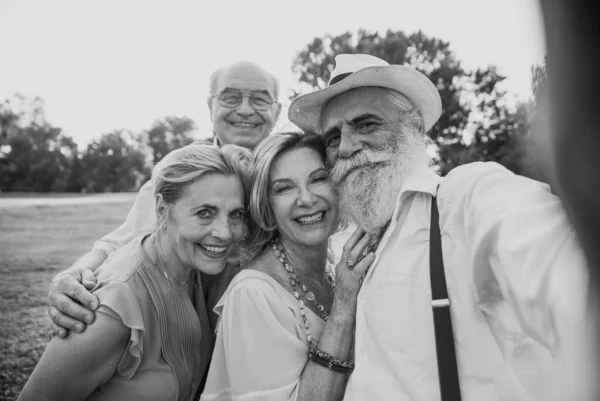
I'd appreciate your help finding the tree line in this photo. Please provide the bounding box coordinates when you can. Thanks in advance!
[0,29,547,193]
[0,98,197,192]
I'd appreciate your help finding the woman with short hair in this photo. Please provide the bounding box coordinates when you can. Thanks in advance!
[18,143,253,401]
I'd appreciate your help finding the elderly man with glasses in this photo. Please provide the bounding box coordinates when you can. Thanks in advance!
[46,60,282,338]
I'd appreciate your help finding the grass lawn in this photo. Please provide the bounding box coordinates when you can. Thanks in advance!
[0,200,134,401]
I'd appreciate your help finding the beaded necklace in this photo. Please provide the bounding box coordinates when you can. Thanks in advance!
[271,240,335,344]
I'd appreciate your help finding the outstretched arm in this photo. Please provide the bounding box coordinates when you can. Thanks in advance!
[48,180,156,337]
[442,162,589,350]
[18,310,129,401]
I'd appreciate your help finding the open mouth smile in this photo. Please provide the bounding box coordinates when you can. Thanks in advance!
[295,211,325,225]
[197,243,229,258]
[229,122,259,130]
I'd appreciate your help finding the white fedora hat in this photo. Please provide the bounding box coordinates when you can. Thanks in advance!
[289,54,442,134]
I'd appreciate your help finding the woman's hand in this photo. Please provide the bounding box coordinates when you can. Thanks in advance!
[332,228,375,318]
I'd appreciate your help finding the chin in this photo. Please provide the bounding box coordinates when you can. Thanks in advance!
[196,259,228,275]
[299,230,331,247]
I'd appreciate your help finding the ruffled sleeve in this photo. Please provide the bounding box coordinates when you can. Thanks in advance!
[201,274,308,401]
[93,279,147,380]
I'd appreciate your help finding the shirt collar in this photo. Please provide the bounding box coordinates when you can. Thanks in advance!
[392,165,441,216]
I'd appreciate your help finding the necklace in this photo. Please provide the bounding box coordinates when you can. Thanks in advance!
[271,240,335,344]
[153,237,196,374]
[153,238,191,288]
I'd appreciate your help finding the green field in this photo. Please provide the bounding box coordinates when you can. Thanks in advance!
[0,200,134,401]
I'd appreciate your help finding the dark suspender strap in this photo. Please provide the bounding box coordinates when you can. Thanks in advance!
[430,196,462,401]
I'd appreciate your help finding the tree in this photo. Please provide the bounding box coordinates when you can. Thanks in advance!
[291,29,530,175]
[76,130,151,193]
[0,124,79,192]
[146,116,197,164]
[0,94,80,192]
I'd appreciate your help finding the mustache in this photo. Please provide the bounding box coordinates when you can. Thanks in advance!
[330,149,394,185]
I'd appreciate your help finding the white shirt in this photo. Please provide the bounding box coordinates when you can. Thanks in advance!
[340,162,590,401]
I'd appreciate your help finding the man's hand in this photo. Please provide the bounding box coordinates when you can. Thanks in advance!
[47,249,108,337]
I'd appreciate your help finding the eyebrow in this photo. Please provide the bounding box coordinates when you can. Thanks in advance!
[221,87,272,96]
[192,204,216,212]
[323,113,382,136]
[270,167,328,186]
[192,203,245,213]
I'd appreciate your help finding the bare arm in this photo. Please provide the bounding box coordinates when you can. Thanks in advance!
[211,229,373,401]
[18,311,129,401]
[48,181,156,337]
[296,229,373,401]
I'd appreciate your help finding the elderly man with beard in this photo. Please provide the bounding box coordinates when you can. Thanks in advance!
[289,54,590,401]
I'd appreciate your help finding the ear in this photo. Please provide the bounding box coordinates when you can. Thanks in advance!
[274,101,283,122]
[207,96,214,118]
[155,193,169,228]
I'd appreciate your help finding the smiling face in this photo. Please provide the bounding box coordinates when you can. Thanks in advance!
[268,147,338,248]
[319,87,428,233]
[209,62,282,149]
[162,173,246,275]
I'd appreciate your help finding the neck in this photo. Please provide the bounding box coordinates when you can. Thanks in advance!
[277,236,328,281]
[149,232,192,287]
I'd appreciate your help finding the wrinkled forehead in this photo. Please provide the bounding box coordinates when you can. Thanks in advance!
[217,64,276,96]
[319,87,395,131]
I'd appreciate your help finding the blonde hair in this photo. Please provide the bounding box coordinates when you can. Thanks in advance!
[244,132,327,258]
[152,141,253,216]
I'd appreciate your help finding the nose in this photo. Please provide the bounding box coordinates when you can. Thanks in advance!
[211,214,233,242]
[338,127,362,159]
[296,186,318,207]
[236,95,255,117]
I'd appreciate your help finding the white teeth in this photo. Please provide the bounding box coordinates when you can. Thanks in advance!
[199,244,227,255]
[232,123,257,129]
[297,212,324,224]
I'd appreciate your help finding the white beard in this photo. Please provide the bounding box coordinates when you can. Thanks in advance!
[330,132,427,234]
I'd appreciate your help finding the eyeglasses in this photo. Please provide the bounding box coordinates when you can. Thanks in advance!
[211,90,276,111]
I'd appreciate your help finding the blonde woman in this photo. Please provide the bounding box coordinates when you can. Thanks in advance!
[18,143,252,401]
[202,132,373,401]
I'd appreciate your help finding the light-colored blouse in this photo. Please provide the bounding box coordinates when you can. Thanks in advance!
[86,235,214,401]
[200,269,325,401]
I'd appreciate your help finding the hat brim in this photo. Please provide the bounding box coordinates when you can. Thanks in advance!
[288,65,442,134]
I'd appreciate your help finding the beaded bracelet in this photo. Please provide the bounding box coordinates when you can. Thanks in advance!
[308,345,355,374]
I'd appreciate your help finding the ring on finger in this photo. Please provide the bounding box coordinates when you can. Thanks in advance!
[346,259,355,269]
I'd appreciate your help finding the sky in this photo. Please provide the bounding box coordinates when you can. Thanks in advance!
[0,0,546,145]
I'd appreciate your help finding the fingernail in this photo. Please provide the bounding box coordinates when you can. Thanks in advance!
[84,315,93,324]
[90,300,98,309]
[59,329,66,338]
[75,323,84,332]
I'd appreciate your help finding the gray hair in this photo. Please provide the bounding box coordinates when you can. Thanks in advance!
[385,89,426,136]
[208,62,280,101]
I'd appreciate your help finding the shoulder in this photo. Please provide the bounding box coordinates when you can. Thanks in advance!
[441,162,510,192]
[94,236,148,284]
[216,269,295,319]
[442,162,550,193]
[439,161,553,206]
[227,270,286,300]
